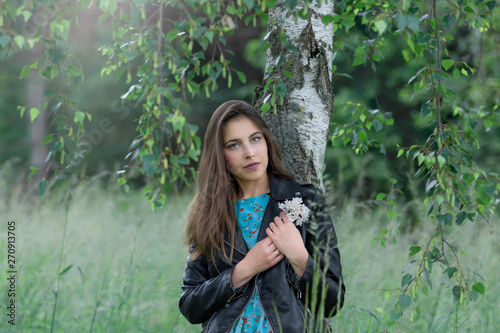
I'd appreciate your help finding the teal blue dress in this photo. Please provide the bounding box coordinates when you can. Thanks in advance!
[232,193,273,333]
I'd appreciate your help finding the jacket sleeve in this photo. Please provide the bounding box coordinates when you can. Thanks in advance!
[178,251,239,324]
[296,186,346,318]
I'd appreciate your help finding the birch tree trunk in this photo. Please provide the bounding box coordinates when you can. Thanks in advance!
[27,45,49,190]
[253,0,334,191]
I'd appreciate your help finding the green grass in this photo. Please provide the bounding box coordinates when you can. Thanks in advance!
[330,200,500,333]
[0,176,498,332]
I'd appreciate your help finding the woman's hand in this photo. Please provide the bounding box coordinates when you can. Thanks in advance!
[231,237,283,289]
[266,212,309,278]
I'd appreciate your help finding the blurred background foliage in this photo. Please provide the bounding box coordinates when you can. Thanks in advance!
[1,0,498,216]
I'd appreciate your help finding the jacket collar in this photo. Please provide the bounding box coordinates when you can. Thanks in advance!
[269,174,305,201]
[252,175,306,243]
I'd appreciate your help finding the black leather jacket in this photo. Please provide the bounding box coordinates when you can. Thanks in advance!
[179,176,345,332]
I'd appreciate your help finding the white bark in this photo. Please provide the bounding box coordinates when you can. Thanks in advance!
[254,0,334,190]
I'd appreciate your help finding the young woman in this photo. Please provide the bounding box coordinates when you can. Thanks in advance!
[179,100,345,332]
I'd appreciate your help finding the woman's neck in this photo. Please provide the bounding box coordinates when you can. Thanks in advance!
[237,177,270,200]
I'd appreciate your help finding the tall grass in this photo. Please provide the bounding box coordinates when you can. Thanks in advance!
[330,199,500,332]
[0,171,498,332]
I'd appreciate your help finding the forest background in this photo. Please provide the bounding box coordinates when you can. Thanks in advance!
[0,0,499,332]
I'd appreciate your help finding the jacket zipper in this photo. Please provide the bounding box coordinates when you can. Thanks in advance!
[225,273,258,333]
[255,277,283,333]
[225,291,244,306]
[224,240,247,257]
[300,307,309,333]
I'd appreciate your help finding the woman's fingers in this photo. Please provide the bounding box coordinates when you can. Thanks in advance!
[248,237,283,270]
[280,212,292,223]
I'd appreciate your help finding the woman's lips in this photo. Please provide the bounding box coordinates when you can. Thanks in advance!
[244,162,260,170]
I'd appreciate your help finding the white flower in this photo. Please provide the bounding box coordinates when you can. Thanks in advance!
[277,197,310,226]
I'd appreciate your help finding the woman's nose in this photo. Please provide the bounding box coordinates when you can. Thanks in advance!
[243,144,255,158]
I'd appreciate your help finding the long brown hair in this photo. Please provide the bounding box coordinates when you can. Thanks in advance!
[185,100,292,262]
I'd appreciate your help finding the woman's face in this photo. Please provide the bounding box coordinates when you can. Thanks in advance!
[222,116,269,188]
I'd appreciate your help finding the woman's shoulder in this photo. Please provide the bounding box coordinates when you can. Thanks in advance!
[269,175,324,201]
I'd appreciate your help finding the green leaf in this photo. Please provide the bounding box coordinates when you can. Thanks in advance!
[67,65,81,78]
[20,65,30,79]
[167,29,179,43]
[437,213,453,225]
[205,30,214,43]
[321,15,335,25]
[486,1,497,10]
[27,167,39,180]
[399,294,412,310]
[455,211,466,225]
[261,103,271,113]
[390,310,402,321]
[372,119,383,132]
[464,6,475,13]
[408,18,419,33]
[401,273,412,287]
[442,59,454,71]
[0,34,11,49]
[409,246,421,257]
[452,285,461,299]
[437,155,446,168]
[44,89,57,97]
[51,102,62,115]
[74,111,86,124]
[30,107,40,122]
[357,130,367,142]
[226,4,236,14]
[13,35,26,49]
[42,134,54,145]
[421,103,432,118]
[374,20,388,36]
[18,106,26,118]
[60,264,73,276]
[445,267,458,278]
[38,179,49,196]
[141,155,156,175]
[48,48,64,64]
[170,115,185,132]
[395,13,408,30]
[353,57,364,66]
[376,192,386,200]
[236,71,246,84]
[40,65,59,80]
[472,282,485,295]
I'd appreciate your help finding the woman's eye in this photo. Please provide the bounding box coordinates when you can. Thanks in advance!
[227,143,239,149]
[251,136,261,143]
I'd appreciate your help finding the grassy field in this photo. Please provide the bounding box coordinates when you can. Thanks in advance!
[1,176,498,332]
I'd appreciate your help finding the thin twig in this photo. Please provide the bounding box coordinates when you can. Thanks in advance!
[50,191,71,333]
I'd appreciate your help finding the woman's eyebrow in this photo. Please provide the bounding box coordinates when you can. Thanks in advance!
[248,131,262,138]
[224,131,262,145]
[224,138,240,145]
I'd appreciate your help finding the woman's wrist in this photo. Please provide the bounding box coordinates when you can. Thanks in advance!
[289,248,309,278]
[231,258,254,289]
